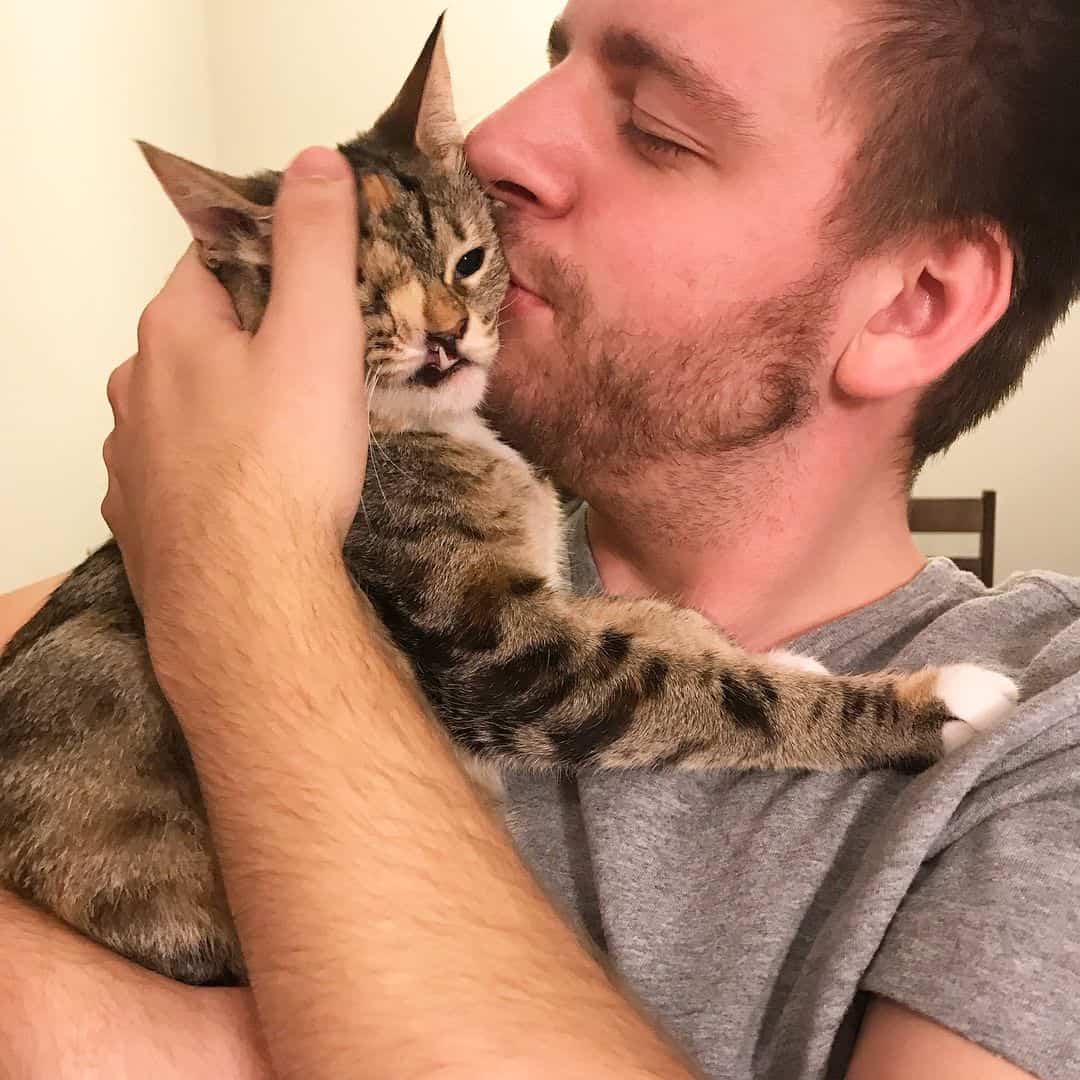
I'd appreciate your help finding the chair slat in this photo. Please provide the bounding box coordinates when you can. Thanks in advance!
[907,491,997,587]
[908,498,984,533]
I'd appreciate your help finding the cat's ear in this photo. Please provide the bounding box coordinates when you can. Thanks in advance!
[137,141,274,265]
[372,14,464,164]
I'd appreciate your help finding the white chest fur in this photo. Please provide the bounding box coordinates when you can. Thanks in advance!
[437,414,569,588]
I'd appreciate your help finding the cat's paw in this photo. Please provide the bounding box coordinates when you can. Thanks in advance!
[935,664,1020,754]
[767,650,830,676]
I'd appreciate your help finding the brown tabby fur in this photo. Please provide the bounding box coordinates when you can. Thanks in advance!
[0,20,1005,985]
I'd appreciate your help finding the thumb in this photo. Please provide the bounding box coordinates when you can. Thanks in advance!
[261,146,361,348]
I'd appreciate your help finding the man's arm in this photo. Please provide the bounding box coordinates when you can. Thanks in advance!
[0,890,271,1079]
[149,550,703,1080]
[0,573,67,645]
[849,997,1038,1080]
[0,583,1048,1080]
[101,147,703,1080]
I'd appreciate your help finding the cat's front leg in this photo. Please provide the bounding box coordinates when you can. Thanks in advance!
[420,587,1019,775]
[766,650,1019,758]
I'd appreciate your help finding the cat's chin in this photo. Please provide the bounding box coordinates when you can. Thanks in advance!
[369,364,489,430]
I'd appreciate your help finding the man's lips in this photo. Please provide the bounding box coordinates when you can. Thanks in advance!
[507,272,550,311]
[509,272,541,299]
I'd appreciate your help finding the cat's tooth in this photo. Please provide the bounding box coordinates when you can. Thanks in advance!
[437,345,451,370]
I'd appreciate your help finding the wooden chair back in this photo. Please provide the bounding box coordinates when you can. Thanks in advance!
[908,490,997,586]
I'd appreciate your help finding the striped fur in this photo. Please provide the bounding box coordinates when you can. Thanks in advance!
[0,19,1013,986]
[347,430,963,778]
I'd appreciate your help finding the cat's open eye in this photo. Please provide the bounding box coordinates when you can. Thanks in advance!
[455,248,486,279]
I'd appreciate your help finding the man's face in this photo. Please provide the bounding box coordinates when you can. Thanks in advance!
[465,0,859,496]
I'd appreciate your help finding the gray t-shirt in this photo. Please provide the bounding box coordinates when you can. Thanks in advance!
[505,505,1080,1079]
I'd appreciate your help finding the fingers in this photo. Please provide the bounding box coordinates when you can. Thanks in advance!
[102,430,116,473]
[106,357,135,424]
[100,442,126,537]
[261,147,361,346]
[138,245,242,357]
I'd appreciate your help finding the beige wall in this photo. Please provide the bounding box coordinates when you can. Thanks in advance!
[205,1,563,172]
[915,316,1080,581]
[0,1,216,591]
[0,0,561,592]
[2,1,1077,590]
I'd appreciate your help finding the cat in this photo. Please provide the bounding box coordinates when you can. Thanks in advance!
[0,18,1018,987]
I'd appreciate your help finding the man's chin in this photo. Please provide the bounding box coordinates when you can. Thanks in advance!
[479,377,526,447]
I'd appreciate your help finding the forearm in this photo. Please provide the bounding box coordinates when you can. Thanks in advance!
[848,997,1039,1079]
[0,890,271,1079]
[152,552,700,1080]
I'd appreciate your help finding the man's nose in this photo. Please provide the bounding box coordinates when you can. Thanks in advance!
[465,78,578,220]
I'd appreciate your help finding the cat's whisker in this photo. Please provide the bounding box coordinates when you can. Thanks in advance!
[367,445,388,506]
[364,372,392,506]
[366,375,420,487]
[357,366,378,528]
[372,427,421,487]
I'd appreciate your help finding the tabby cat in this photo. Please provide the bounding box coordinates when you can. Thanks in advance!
[0,19,1018,986]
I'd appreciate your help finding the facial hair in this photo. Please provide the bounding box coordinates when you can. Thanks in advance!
[482,223,841,502]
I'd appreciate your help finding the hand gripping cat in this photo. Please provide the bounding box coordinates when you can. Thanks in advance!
[0,18,1018,985]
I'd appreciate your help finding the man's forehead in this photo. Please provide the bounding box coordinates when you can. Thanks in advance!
[557,0,855,111]
[549,16,759,141]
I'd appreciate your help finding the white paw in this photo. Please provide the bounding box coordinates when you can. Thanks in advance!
[935,663,1020,754]
[767,650,830,676]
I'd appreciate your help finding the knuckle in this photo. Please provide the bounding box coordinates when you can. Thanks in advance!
[105,361,132,416]
[136,300,167,349]
[105,369,122,409]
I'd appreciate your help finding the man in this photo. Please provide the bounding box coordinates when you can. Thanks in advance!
[2,1,1078,1076]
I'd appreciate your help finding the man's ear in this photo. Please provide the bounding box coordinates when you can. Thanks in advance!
[137,141,274,267]
[836,226,1014,400]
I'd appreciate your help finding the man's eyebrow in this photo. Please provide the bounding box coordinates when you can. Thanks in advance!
[599,27,759,141]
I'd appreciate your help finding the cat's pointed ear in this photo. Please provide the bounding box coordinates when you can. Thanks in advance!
[372,14,463,163]
[137,141,274,263]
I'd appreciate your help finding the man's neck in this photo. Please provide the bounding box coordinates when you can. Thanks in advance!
[582,429,927,653]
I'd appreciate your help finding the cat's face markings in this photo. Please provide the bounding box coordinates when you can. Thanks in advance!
[140,16,509,428]
[353,165,507,423]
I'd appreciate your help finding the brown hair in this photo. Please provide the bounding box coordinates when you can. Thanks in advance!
[827,1,1080,474]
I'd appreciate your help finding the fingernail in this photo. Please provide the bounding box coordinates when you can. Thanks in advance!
[286,146,350,181]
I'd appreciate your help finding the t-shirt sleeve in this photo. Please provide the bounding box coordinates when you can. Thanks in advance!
[861,752,1080,1080]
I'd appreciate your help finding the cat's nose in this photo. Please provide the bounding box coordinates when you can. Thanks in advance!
[427,318,469,353]
[424,281,469,345]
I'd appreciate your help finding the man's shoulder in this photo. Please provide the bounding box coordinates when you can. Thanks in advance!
[923,566,1080,701]
[813,557,1080,734]
[822,559,1076,689]
[907,566,1080,790]
[991,566,1080,615]
[807,559,1080,692]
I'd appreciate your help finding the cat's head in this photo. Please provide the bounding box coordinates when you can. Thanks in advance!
[138,16,508,428]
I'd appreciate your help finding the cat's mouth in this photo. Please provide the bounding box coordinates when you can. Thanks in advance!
[409,343,472,389]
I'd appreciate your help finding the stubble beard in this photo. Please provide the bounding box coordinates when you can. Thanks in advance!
[482,231,840,506]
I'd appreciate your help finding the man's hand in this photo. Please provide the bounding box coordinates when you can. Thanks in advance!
[92,140,701,1080]
[102,145,366,627]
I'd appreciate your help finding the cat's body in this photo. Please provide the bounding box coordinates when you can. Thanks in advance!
[0,20,1018,986]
